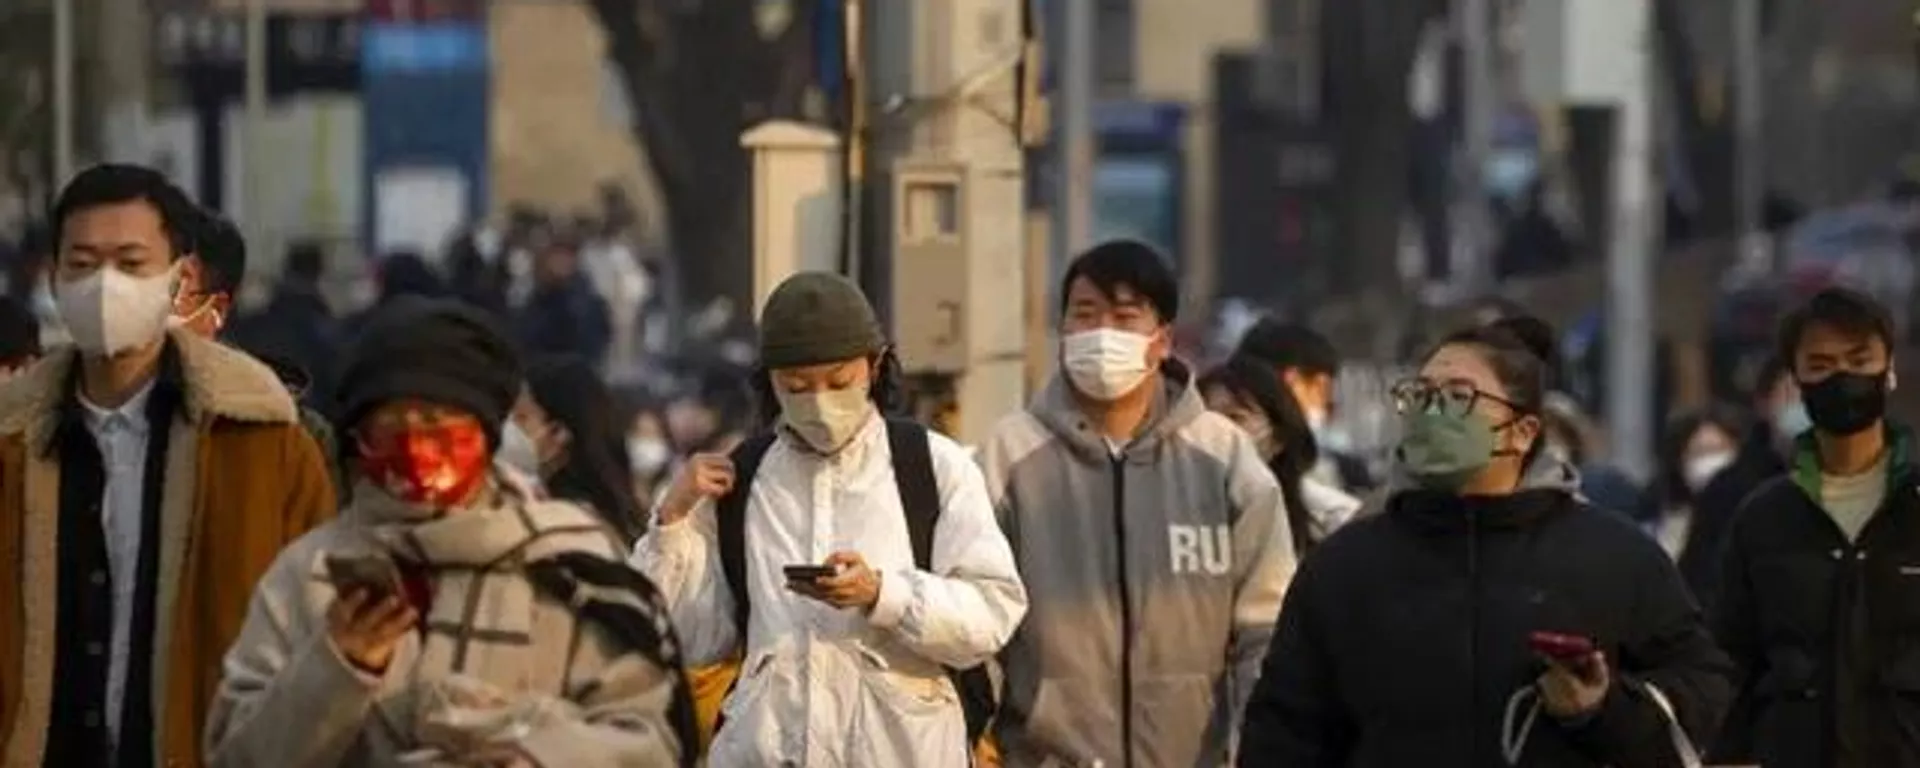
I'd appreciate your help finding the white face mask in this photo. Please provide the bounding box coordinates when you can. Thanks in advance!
[628,436,670,473]
[1683,450,1736,493]
[777,384,873,455]
[1062,328,1156,401]
[496,420,542,477]
[57,265,179,356]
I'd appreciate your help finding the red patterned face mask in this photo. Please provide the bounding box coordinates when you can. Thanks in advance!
[358,422,491,507]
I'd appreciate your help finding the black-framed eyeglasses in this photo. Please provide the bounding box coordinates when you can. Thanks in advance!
[1389,378,1525,419]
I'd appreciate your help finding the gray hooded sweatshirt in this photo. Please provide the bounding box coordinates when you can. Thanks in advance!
[978,363,1297,767]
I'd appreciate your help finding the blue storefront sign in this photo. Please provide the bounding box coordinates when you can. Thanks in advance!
[360,21,489,256]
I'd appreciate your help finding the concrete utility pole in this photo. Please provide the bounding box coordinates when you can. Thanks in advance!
[1053,0,1095,282]
[1455,0,1497,296]
[1731,0,1768,272]
[243,0,270,251]
[866,0,1029,443]
[1605,0,1657,481]
[95,0,150,163]
[52,0,75,186]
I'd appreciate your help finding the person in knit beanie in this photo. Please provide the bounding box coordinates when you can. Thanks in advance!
[750,270,893,453]
[208,293,697,765]
[630,270,1027,767]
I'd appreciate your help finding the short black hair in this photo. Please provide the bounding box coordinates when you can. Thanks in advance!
[1775,286,1896,369]
[195,208,246,295]
[1058,239,1178,323]
[1236,319,1339,376]
[51,164,199,257]
[286,240,326,283]
[0,297,40,363]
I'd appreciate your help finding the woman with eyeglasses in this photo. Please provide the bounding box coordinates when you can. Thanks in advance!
[1238,317,1734,768]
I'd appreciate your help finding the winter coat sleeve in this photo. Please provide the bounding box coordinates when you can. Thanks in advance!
[1236,554,1353,767]
[1707,507,1764,763]
[866,439,1029,669]
[204,544,385,767]
[1223,427,1298,744]
[626,495,741,666]
[1556,540,1736,768]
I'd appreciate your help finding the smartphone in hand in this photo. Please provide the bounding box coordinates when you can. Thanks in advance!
[325,552,403,599]
[782,564,841,583]
[1529,631,1597,663]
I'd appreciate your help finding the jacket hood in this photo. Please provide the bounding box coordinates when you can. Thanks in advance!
[1029,357,1208,464]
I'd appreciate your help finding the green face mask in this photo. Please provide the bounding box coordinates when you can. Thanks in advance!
[1397,410,1499,492]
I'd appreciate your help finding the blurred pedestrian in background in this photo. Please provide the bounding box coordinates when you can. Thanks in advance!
[180,208,346,496]
[1236,318,1375,493]
[623,401,678,510]
[1640,404,1748,603]
[1240,317,1733,767]
[526,354,647,541]
[1200,354,1362,555]
[229,239,344,412]
[0,164,336,765]
[979,241,1294,766]
[518,234,613,370]
[631,271,1025,766]
[206,296,693,766]
[1713,287,1917,768]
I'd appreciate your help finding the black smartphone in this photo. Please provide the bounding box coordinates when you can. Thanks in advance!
[783,564,841,582]
[324,552,402,598]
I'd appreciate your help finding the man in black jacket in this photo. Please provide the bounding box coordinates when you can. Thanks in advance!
[1713,287,1918,768]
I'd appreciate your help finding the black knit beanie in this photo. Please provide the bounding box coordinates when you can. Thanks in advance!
[336,296,523,448]
[758,271,883,369]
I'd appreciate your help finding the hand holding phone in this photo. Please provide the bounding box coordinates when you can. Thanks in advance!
[1528,631,1596,663]
[783,564,843,583]
[325,552,403,599]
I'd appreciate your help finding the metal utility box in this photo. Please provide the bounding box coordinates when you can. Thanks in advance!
[891,161,971,373]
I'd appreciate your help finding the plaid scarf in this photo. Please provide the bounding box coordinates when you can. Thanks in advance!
[347,479,622,689]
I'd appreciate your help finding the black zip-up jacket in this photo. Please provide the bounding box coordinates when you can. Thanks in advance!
[1240,459,1735,767]
[1710,427,1920,768]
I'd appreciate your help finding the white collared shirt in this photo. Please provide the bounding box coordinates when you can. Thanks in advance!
[77,379,156,749]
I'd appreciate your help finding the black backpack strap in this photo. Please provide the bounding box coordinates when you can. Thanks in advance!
[885,419,942,567]
[882,419,998,746]
[525,552,700,768]
[716,432,776,645]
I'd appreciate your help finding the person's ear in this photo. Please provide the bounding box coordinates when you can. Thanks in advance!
[1512,414,1544,455]
[1146,324,1173,366]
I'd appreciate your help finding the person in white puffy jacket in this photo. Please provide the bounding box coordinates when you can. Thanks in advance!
[629,272,1027,767]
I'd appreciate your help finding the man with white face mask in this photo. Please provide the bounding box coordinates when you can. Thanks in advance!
[630,271,1026,766]
[977,240,1297,766]
[0,164,336,766]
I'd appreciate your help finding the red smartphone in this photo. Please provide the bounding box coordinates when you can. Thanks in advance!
[1529,631,1596,661]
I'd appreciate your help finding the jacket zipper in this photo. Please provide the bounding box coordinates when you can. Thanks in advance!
[1111,455,1134,768]
[1468,508,1483,767]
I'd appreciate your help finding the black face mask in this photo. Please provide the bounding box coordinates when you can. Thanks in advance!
[1799,371,1890,437]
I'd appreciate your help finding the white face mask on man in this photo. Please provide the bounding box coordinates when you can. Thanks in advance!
[1062,327,1156,401]
[56,264,179,356]
[777,383,873,454]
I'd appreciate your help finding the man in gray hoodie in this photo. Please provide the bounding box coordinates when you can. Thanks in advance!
[978,240,1297,767]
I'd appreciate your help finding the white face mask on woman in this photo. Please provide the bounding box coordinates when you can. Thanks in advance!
[496,420,543,478]
[628,436,670,474]
[777,384,873,454]
[56,264,179,356]
[1682,450,1736,494]
[1062,327,1155,401]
